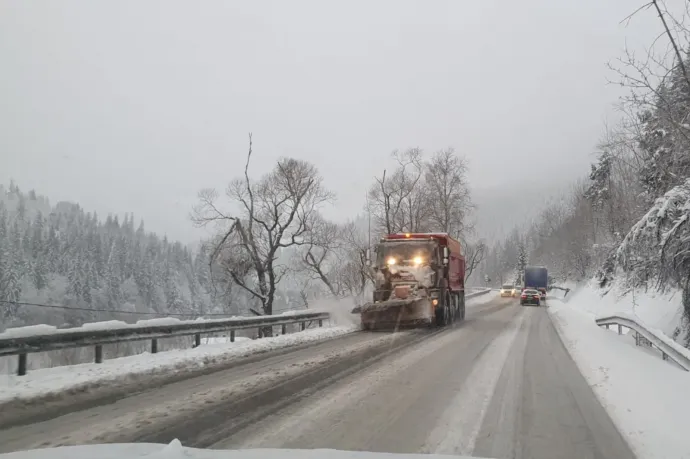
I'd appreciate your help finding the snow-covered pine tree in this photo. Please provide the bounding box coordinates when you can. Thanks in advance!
[163,262,184,313]
[514,243,527,285]
[31,211,45,260]
[0,224,24,319]
[66,254,83,300]
[104,240,123,310]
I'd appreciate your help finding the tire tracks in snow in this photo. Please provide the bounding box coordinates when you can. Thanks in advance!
[134,327,448,447]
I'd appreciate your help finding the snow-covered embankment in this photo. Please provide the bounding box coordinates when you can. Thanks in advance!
[548,283,690,459]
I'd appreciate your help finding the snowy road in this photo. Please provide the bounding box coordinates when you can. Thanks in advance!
[0,297,633,458]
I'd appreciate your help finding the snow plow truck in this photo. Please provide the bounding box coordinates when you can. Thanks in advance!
[352,232,466,330]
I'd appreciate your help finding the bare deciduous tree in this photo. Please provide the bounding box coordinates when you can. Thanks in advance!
[294,218,374,299]
[464,239,487,282]
[293,213,342,297]
[367,148,430,234]
[366,147,473,238]
[425,148,474,239]
[338,221,375,296]
[607,1,690,199]
[191,135,333,323]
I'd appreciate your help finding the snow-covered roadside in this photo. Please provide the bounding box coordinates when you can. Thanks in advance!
[0,325,357,407]
[466,290,497,307]
[558,280,684,338]
[549,293,690,459]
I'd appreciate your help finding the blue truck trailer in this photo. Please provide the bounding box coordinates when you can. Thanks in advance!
[524,266,548,301]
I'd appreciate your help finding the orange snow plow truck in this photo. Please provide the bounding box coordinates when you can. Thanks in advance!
[352,232,466,330]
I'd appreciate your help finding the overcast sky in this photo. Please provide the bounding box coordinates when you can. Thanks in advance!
[0,0,666,243]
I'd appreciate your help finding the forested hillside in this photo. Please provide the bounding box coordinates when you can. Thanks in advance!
[0,182,310,331]
[479,3,690,342]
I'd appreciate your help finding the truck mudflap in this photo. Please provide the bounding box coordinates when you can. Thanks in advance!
[353,298,434,330]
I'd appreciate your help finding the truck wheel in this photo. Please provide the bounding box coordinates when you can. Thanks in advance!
[435,291,451,326]
[450,294,458,324]
[434,304,445,326]
[452,293,461,323]
[458,294,466,321]
[446,290,454,324]
[447,291,456,324]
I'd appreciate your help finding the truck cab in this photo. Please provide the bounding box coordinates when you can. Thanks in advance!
[373,238,440,302]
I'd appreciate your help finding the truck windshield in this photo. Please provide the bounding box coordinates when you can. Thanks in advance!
[377,241,436,267]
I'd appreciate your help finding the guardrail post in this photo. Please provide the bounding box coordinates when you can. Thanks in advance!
[151,338,158,354]
[617,324,622,335]
[230,330,235,342]
[663,352,668,361]
[194,333,201,348]
[95,344,103,364]
[17,353,27,376]
[319,319,323,327]
[635,332,639,346]
[282,324,286,335]
[605,324,609,330]
[301,322,305,331]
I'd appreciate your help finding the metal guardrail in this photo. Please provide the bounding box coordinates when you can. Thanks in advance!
[596,315,690,371]
[0,311,330,376]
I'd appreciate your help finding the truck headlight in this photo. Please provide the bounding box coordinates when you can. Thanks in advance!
[387,257,396,265]
[413,256,423,266]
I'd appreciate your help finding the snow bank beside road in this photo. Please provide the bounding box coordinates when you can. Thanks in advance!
[549,297,690,459]
[0,325,357,407]
[563,281,683,338]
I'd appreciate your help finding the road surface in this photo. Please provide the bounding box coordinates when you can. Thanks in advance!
[0,296,633,459]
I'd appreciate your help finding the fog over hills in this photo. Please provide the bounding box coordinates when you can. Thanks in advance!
[473,178,576,244]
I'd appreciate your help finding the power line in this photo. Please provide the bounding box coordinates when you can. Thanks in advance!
[0,299,235,317]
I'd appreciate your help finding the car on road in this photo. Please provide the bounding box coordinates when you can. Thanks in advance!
[499,284,517,297]
[520,288,541,306]
[524,285,547,302]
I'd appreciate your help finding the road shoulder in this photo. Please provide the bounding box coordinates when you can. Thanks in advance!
[548,298,690,459]
[474,306,633,458]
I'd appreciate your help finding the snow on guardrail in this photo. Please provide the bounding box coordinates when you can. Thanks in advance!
[596,313,690,371]
[0,311,330,376]
[0,313,313,341]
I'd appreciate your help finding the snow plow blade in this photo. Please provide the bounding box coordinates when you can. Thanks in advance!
[352,298,434,330]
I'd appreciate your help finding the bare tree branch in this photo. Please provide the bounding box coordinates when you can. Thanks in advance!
[464,240,487,282]
[652,0,690,89]
[191,136,333,328]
